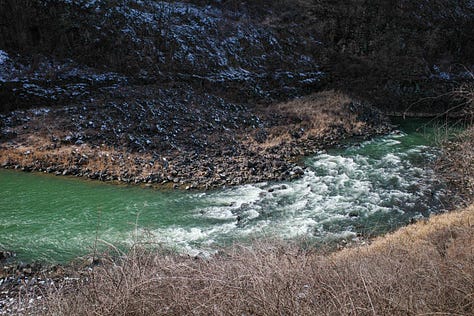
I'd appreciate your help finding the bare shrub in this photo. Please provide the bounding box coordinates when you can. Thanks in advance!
[39,206,474,316]
[454,73,474,120]
[436,77,474,203]
[436,126,474,203]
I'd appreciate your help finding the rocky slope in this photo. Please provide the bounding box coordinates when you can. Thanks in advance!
[0,88,390,189]
[2,0,472,114]
[0,0,324,112]
[0,0,472,188]
[295,0,474,114]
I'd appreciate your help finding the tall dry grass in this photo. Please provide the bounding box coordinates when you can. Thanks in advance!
[250,90,371,151]
[272,90,358,132]
[35,205,474,316]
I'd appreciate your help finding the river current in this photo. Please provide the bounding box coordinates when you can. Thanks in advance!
[0,119,450,263]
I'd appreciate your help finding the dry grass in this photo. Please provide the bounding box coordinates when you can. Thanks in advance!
[35,205,474,316]
[273,90,352,124]
[0,136,164,180]
[249,90,369,151]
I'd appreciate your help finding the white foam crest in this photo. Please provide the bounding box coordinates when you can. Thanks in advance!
[379,153,402,166]
[198,206,234,219]
[235,219,272,237]
[382,138,402,146]
[125,223,238,255]
[244,209,260,220]
[198,184,264,208]
[352,132,406,150]
[162,135,444,250]
[272,217,317,238]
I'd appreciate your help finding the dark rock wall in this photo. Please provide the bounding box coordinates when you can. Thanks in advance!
[295,0,474,114]
[0,0,472,115]
[0,0,323,113]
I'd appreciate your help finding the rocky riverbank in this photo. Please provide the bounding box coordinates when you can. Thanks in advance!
[0,89,391,189]
[0,254,88,315]
[0,261,54,315]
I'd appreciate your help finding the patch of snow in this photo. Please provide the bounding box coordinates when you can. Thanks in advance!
[431,65,453,81]
[0,51,18,83]
[0,50,8,64]
[54,0,100,9]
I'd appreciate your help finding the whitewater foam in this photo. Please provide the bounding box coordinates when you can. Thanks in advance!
[0,129,449,262]
[154,132,449,254]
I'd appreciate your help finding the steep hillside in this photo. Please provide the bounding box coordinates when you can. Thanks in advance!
[0,0,472,187]
[1,0,472,114]
[0,0,323,112]
[287,0,474,114]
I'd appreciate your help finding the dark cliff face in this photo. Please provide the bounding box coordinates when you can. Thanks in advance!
[0,0,323,112]
[300,0,474,114]
[0,0,473,114]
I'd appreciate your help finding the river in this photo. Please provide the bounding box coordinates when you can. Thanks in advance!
[0,119,452,263]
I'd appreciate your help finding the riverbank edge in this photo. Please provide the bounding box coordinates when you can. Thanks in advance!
[0,92,392,190]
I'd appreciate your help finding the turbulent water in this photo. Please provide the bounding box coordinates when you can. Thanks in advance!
[0,120,449,263]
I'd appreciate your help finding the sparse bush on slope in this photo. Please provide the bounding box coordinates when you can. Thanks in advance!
[436,75,474,203]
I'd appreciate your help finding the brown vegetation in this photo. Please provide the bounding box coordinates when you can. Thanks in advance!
[435,77,474,203]
[30,205,474,315]
[0,138,160,182]
[436,126,474,203]
[267,91,364,133]
[246,90,388,154]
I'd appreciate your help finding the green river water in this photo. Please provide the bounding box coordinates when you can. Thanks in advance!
[0,119,454,263]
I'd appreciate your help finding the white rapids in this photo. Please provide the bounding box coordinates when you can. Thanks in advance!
[139,132,446,255]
